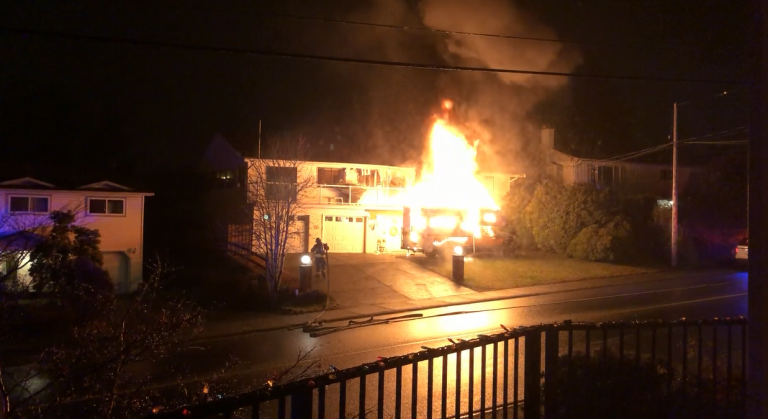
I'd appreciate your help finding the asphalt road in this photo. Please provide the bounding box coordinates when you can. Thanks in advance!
[148,269,748,417]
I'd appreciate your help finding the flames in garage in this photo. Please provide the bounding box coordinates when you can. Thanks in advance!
[362,101,499,243]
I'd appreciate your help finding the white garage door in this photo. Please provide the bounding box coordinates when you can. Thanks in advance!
[103,252,130,292]
[322,215,365,253]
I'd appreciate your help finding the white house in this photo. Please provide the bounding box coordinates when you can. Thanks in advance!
[0,177,153,293]
[202,138,526,255]
[246,159,417,254]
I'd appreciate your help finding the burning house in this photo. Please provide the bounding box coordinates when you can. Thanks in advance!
[203,101,515,256]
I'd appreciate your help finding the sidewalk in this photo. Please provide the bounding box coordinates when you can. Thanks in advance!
[193,266,699,342]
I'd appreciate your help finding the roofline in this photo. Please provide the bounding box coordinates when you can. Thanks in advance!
[243,158,416,173]
[0,187,154,196]
[572,158,702,168]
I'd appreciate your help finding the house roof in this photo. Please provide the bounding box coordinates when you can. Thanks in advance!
[0,177,56,189]
[76,181,134,192]
[0,178,152,195]
[203,134,246,172]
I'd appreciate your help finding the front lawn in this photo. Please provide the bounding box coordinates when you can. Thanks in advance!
[413,251,662,291]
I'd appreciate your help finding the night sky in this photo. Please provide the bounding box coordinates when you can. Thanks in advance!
[0,0,750,187]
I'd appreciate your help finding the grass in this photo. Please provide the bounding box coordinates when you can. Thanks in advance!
[413,250,663,291]
[278,289,337,314]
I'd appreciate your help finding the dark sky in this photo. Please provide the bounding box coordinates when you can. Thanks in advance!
[0,0,750,186]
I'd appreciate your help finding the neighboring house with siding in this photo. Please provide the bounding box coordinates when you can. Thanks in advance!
[541,127,700,198]
[0,177,153,293]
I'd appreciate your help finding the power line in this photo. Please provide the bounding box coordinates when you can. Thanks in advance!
[172,6,705,53]
[677,89,747,106]
[574,127,748,164]
[0,26,749,85]
[600,143,672,163]
[678,127,749,143]
[682,140,748,145]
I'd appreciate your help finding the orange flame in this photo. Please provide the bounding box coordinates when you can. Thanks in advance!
[360,115,497,238]
[408,119,496,210]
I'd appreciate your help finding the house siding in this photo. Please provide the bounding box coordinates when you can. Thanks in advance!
[0,189,150,293]
[240,159,520,254]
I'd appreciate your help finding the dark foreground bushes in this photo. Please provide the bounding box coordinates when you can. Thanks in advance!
[545,351,744,419]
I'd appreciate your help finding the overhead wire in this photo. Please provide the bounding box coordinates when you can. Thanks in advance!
[168,5,707,53]
[682,140,748,145]
[0,26,749,85]
[678,127,749,143]
[677,89,747,106]
[566,126,748,166]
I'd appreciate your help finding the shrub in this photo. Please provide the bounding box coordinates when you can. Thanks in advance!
[525,181,611,254]
[545,351,745,419]
[566,216,632,262]
[501,181,536,249]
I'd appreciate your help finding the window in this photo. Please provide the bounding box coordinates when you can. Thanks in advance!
[9,196,49,213]
[265,166,298,201]
[317,168,345,185]
[660,169,673,181]
[88,198,125,215]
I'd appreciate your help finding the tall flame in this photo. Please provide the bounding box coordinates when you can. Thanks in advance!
[359,117,498,213]
[408,119,497,210]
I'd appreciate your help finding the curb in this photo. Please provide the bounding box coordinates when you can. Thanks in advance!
[187,267,723,343]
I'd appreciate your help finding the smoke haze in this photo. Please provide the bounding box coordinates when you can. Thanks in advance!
[418,0,582,175]
[310,0,582,176]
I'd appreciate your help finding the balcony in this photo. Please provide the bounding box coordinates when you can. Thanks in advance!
[310,184,408,207]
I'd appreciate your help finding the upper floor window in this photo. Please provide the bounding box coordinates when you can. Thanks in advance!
[9,196,49,213]
[317,168,345,185]
[88,198,125,215]
[266,166,297,201]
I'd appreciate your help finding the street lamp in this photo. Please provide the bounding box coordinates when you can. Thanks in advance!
[452,246,464,282]
[299,253,313,292]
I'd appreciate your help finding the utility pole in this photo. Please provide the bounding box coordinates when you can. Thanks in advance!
[258,120,262,159]
[671,103,678,267]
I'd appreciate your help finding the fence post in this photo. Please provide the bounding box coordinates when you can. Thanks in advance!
[544,327,559,419]
[524,330,542,419]
[291,389,313,419]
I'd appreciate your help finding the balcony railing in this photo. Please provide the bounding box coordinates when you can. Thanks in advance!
[148,318,747,419]
[311,184,408,207]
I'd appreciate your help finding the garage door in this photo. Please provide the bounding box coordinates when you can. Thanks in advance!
[103,252,130,292]
[322,215,365,253]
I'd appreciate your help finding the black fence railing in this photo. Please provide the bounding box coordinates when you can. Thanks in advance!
[149,318,747,419]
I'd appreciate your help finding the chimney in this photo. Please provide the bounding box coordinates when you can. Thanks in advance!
[541,126,555,150]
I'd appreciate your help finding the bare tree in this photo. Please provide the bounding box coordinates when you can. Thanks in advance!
[0,212,53,419]
[247,136,315,303]
[0,212,51,291]
[1,257,206,419]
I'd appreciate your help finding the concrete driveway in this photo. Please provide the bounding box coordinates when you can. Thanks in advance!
[309,252,476,312]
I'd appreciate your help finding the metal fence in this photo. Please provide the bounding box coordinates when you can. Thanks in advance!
[149,318,747,419]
